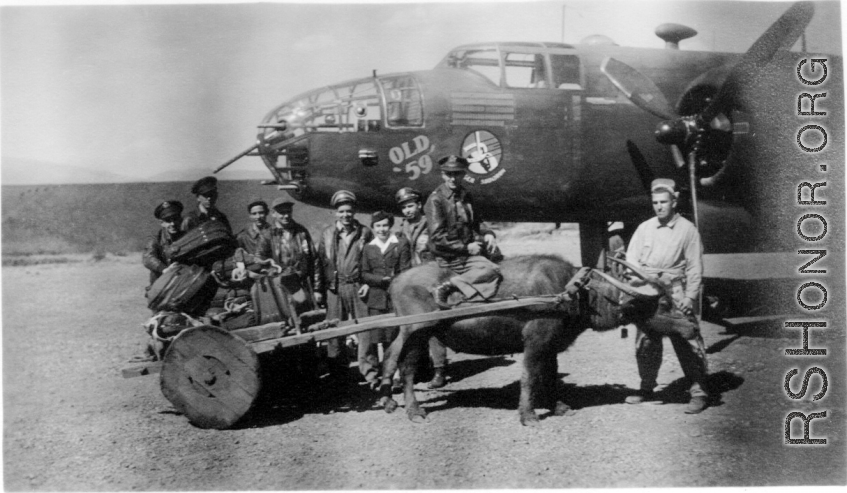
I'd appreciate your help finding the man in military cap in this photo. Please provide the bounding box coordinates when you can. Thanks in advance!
[267,197,318,302]
[142,200,186,286]
[314,190,373,385]
[396,186,448,388]
[235,198,273,256]
[426,155,502,309]
[183,175,232,233]
[132,200,189,362]
[624,178,710,414]
[396,187,433,266]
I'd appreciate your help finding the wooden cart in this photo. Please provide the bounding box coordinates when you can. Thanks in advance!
[123,293,572,429]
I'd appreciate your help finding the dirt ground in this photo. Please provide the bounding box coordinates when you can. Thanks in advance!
[3,234,845,490]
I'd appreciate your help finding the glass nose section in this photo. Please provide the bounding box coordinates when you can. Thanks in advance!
[257,78,384,191]
[259,79,383,146]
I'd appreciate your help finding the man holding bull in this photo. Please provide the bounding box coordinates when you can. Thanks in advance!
[624,178,709,414]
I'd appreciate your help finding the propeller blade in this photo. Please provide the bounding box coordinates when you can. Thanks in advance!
[743,1,814,65]
[703,2,814,121]
[687,151,700,229]
[670,144,686,168]
[625,140,656,192]
[601,57,677,120]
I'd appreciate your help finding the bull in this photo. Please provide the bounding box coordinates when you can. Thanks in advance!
[378,254,664,426]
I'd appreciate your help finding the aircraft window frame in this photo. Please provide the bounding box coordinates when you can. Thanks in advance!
[549,53,583,90]
[378,75,425,128]
[451,48,502,87]
[263,80,384,138]
[502,52,549,89]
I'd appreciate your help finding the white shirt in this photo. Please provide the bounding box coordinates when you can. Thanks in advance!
[369,234,398,254]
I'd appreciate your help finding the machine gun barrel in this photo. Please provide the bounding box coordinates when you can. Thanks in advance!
[213,143,260,174]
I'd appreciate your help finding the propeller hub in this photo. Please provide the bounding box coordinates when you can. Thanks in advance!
[655,120,688,146]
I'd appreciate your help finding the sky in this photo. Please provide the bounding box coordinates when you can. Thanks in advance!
[0,0,843,184]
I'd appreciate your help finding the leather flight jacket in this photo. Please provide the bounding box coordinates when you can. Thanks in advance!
[425,183,493,261]
[314,221,373,294]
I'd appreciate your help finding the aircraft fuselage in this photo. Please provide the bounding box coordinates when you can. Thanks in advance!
[258,42,737,223]
[252,38,842,258]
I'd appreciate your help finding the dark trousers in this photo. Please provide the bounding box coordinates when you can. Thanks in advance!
[358,307,398,382]
[634,284,708,397]
[325,283,368,367]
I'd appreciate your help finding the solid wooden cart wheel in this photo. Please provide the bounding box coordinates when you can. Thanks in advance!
[161,325,261,429]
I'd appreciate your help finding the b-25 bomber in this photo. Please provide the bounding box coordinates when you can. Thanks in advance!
[217,1,842,267]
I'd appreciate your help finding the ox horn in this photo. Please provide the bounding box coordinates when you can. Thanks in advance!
[590,269,661,299]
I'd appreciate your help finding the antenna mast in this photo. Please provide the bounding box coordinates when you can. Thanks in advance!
[561,5,566,43]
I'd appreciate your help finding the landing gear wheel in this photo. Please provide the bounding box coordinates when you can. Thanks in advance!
[160,325,261,429]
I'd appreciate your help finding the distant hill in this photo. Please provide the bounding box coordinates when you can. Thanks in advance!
[1,180,543,256]
[145,167,271,183]
[1,181,364,255]
[1,158,142,185]
[2,157,272,186]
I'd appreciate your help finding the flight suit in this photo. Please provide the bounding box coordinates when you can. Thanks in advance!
[315,220,373,378]
[268,220,318,312]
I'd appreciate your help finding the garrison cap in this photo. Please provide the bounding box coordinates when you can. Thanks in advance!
[247,199,268,212]
[271,197,295,212]
[371,210,395,228]
[650,178,677,195]
[331,190,357,208]
[438,155,469,172]
[191,176,218,196]
[154,200,183,221]
[395,187,422,205]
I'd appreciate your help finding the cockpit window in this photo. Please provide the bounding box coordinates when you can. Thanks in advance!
[449,49,501,86]
[504,52,546,88]
[550,54,582,89]
[343,81,381,130]
[379,75,424,127]
[261,79,383,145]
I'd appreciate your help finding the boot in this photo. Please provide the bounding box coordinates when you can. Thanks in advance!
[430,281,458,310]
[625,390,660,405]
[685,396,708,414]
[427,367,447,389]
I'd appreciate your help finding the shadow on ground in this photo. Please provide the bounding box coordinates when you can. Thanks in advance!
[416,369,745,419]
[649,370,745,409]
[161,364,748,430]
[229,355,516,428]
[438,355,515,385]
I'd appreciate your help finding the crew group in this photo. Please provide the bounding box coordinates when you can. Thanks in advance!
[142,156,710,414]
[142,155,502,391]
